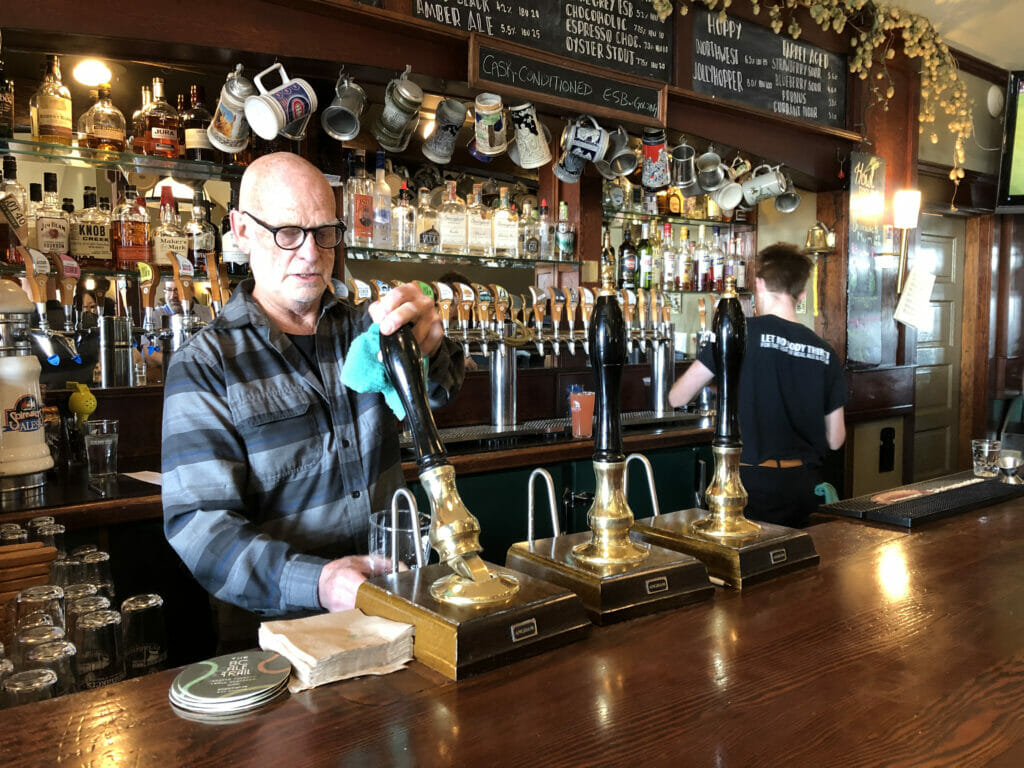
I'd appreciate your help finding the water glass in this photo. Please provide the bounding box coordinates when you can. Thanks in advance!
[971,439,1001,477]
[49,558,78,587]
[80,551,115,600]
[26,640,77,696]
[368,508,430,575]
[121,594,168,678]
[33,523,67,557]
[3,668,57,707]
[14,625,65,668]
[15,585,65,631]
[73,609,125,690]
[84,419,119,480]
[66,595,111,642]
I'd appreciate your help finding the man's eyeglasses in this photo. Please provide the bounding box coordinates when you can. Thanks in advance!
[241,211,346,250]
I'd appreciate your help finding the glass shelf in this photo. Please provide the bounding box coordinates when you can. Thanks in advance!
[345,245,580,271]
[1,137,245,183]
[665,288,752,295]
[602,208,755,232]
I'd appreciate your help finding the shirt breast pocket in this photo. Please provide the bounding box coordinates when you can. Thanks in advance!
[233,397,325,488]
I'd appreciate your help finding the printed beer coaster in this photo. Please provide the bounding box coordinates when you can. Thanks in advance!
[169,650,291,714]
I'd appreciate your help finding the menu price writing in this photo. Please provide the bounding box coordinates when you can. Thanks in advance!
[415,0,673,82]
[691,9,847,129]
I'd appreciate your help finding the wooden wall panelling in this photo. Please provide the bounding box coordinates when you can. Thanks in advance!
[961,215,995,460]
[815,190,849,365]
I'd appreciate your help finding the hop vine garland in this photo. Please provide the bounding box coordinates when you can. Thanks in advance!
[659,0,971,195]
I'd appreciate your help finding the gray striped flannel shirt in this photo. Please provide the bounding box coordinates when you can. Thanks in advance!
[162,279,463,616]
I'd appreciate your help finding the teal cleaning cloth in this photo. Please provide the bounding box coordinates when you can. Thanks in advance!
[340,323,406,421]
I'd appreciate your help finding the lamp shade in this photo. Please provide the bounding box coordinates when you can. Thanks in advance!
[893,190,921,230]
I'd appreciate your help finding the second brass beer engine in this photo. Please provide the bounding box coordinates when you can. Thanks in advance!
[631,276,819,587]
[355,325,589,680]
[505,265,713,624]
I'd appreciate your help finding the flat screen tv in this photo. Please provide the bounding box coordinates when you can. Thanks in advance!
[996,70,1024,213]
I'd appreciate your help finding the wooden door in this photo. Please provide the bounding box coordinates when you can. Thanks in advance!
[913,213,966,480]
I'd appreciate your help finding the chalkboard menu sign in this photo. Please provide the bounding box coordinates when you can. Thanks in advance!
[691,9,846,129]
[415,0,672,82]
[470,38,665,124]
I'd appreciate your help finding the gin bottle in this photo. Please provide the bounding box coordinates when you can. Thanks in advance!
[466,183,492,257]
[439,180,466,255]
[415,187,441,253]
[392,183,417,251]
[491,187,518,259]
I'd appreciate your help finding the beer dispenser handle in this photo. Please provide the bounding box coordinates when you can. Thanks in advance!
[711,278,746,446]
[380,323,448,473]
[590,272,627,463]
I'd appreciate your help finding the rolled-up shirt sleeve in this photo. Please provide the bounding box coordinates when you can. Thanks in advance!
[161,343,327,616]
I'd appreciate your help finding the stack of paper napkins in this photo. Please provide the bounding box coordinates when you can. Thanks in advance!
[258,609,414,692]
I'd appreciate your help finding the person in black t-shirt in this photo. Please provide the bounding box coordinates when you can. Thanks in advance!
[669,243,847,527]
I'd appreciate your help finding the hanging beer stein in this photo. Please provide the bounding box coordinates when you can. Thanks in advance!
[507,102,551,169]
[422,99,468,165]
[372,65,424,153]
[243,62,317,142]
[641,127,670,191]
[207,64,256,154]
[321,68,367,142]
[473,93,508,156]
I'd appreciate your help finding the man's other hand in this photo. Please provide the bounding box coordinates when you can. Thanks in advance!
[317,555,408,612]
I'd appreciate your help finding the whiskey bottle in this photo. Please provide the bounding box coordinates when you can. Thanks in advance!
[30,55,73,146]
[491,186,518,259]
[0,37,14,139]
[185,189,217,271]
[79,89,98,136]
[62,197,75,216]
[415,187,440,253]
[465,183,492,257]
[25,183,42,251]
[677,227,691,290]
[2,155,27,216]
[142,78,180,158]
[371,149,392,249]
[661,222,676,291]
[520,201,540,259]
[152,186,186,267]
[636,222,653,290]
[617,225,637,290]
[71,188,113,268]
[221,185,249,277]
[182,85,217,162]
[112,185,152,269]
[600,226,615,274]
[83,85,127,153]
[130,86,151,154]
[651,222,664,289]
[710,226,725,292]
[36,173,70,254]
[347,150,373,248]
[391,183,417,251]
[175,93,186,158]
[693,224,710,292]
[438,180,466,255]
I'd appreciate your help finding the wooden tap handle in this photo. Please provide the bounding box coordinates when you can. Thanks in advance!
[137,262,158,310]
[56,255,80,310]
[205,250,223,305]
[167,252,194,304]
[25,250,52,304]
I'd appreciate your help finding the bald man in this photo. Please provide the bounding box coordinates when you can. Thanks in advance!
[162,153,464,646]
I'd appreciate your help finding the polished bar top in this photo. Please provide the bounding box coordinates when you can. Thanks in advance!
[4,500,1024,766]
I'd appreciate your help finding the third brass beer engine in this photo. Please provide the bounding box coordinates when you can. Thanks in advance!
[631,276,819,587]
[505,264,713,624]
[355,324,589,680]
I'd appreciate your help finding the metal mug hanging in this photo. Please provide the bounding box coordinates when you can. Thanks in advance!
[605,126,637,177]
[670,142,697,191]
[321,69,367,142]
[641,127,670,191]
[422,99,468,165]
[372,65,423,152]
[741,163,788,206]
[507,102,551,169]
[774,177,802,213]
[554,149,587,183]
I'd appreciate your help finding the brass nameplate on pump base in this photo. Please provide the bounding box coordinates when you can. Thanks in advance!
[355,563,590,681]
[506,531,714,625]
[632,509,819,589]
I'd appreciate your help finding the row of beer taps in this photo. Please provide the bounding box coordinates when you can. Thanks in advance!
[349,277,676,360]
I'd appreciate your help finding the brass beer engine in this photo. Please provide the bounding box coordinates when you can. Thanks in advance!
[355,325,590,680]
[505,265,713,624]
[632,276,819,587]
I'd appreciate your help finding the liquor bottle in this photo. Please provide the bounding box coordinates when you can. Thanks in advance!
[347,150,373,248]
[710,226,725,292]
[0,36,13,139]
[36,173,70,254]
[662,222,676,291]
[2,155,27,216]
[706,196,723,222]
[439,180,466,255]
[185,189,217,271]
[78,90,98,136]
[492,187,518,259]
[182,85,217,163]
[82,85,127,153]
[693,224,710,292]
[111,186,145,268]
[142,78,180,158]
[538,198,555,260]
[555,201,574,261]
[651,222,664,289]
[371,149,392,249]
[30,55,73,146]
[391,182,417,251]
[600,226,615,274]
[221,185,248,277]
[667,186,684,216]
[61,197,75,216]
[130,86,151,154]
[175,93,187,158]
[71,188,113,268]
[99,196,111,214]
[677,226,691,291]
[415,187,440,253]
[734,237,747,291]
[617,225,637,290]
[152,186,187,267]
[520,201,540,259]
[466,183,492,257]
[25,183,43,251]
[340,151,355,246]
[636,222,653,290]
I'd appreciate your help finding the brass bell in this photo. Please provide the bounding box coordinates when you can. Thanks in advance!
[805,221,835,254]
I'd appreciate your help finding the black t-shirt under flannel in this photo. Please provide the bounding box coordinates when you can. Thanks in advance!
[699,314,847,466]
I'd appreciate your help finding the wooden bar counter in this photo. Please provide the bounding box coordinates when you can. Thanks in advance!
[4,498,1024,766]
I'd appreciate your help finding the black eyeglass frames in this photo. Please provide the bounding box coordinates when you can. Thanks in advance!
[241,210,346,250]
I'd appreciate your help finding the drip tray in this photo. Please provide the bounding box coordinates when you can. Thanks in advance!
[400,410,710,454]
